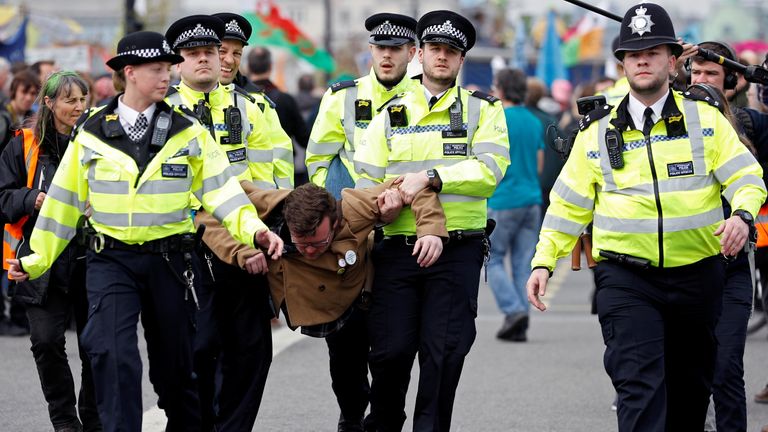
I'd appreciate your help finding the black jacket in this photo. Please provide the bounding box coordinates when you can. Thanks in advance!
[0,129,85,304]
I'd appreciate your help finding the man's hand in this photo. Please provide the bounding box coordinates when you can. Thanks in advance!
[34,192,46,210]
[677,39,699,67]
[526,268,550,312]
[377,188,403,223]
[397,171,429,205]
[244,252,268,275]
[714,215,749,257]
[6,259,28,282]
[412,235,443,267]
[254,229,283,260]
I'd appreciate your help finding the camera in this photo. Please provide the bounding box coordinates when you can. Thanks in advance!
[576,95,606,116]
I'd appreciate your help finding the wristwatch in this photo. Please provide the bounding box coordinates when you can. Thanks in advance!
[732,209,754,226]
[426,169,442,192]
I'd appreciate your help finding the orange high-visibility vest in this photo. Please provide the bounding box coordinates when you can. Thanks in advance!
[3,129,39,270]
[757,204,768,248]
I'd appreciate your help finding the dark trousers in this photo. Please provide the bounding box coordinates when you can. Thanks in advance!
[196,251,273,432]
[712,253,751,432]
[80,249,200,432]
[25,259,101,431]
[326,305,370,426]
[368,238,483,432]
[594,256,725,432]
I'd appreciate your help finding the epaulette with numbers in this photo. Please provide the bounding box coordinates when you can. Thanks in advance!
[232,84,256,104]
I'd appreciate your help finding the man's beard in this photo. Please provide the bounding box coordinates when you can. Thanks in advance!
[376,71,406,89]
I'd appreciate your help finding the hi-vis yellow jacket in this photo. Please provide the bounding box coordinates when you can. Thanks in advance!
[305,71,421,186]
[166,81,293,189]
[354,84,510,235]
[19,100,267,280]
[532,90,766,271]
[598,76,631,106]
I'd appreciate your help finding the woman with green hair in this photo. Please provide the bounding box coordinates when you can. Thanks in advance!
[0,71,101,432]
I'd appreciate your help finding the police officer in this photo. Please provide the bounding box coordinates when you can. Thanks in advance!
[164,14,293,431]
[214,12,294,189]
[526,4,766,431]
[305,12,419,432]
[7,31,283,432]
[164,15,293,188]
[354,10,510,431]
[306,12,420,198]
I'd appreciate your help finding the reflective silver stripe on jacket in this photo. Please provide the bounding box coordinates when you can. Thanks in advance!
[47,184,85,211]
[594,207,722,233]
[273,147,292,163]
[596,116,618,191]
[355,177,379,189]
[354,160,386,179]
[384,159,463,175]
[438,193,484,203]
[166,91,183,107]
[542,213,587,236]
[138,179,193,195]
[466,93,482,145]
[682,99,706,175]
[723,174,765,205]
[714,152,758,184]
[212,193,252,222]
[35,216,78,240]
[552,178,594,210]
[247,149,273,163]
[274,176,292,189]
[599,174,717,196]
[307,139,343,177]
[252,179,277,190]
[342,86,359,151]
[233,93,252,141]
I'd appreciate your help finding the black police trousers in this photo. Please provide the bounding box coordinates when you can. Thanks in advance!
[80,248,200,432]
[594,255,725,432]
[326,305,371,429]
[195,250,273,432]
[25,259,101,431]
[711,251,751,432]
[367,237,483,432]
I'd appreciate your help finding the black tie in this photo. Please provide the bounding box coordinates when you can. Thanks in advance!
[642,107,655,136]
[429,96,439,109]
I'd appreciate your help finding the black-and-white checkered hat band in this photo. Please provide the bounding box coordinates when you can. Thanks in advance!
[421,20,467,49]
[225,19,246,40]
[371,21,416,41]
[116,40,173,59]
[174,23,220,48]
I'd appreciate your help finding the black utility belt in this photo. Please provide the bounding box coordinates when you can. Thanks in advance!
[383,229,486,245]
[598,250,651,269]
[88,232,196,254]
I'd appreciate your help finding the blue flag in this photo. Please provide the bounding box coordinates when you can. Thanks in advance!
[535,10,568,88]
[0,16,27,64]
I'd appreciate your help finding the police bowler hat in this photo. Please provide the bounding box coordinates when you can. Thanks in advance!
[165,15,225,51]
[614,3,683,60]
[213,13,252,46]
[106,31,184,71]
[365,13,417,47]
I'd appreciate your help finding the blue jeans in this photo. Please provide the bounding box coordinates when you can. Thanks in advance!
[487,206,541,316]
[325,155,354,200]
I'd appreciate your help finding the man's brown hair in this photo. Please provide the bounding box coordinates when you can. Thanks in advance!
[283,183,338,237]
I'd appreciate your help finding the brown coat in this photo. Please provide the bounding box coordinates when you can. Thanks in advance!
[195,180,448,326]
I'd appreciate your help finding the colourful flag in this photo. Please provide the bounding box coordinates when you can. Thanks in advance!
[0,14,26,63]
[560,3,607,67]
[243,1,335,72]
[536,10,568,88]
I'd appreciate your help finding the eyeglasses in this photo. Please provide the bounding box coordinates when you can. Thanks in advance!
[291,229,333,249]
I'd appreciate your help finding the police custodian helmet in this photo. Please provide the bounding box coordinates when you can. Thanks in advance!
[106,31,184,71]
[365,13,417,46]
[614,3,683,60]
[416,10,476,53]
[165,15,226,52]
[212,12,252,46]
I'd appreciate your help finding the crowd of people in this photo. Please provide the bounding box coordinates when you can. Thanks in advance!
[1,2,768,432]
